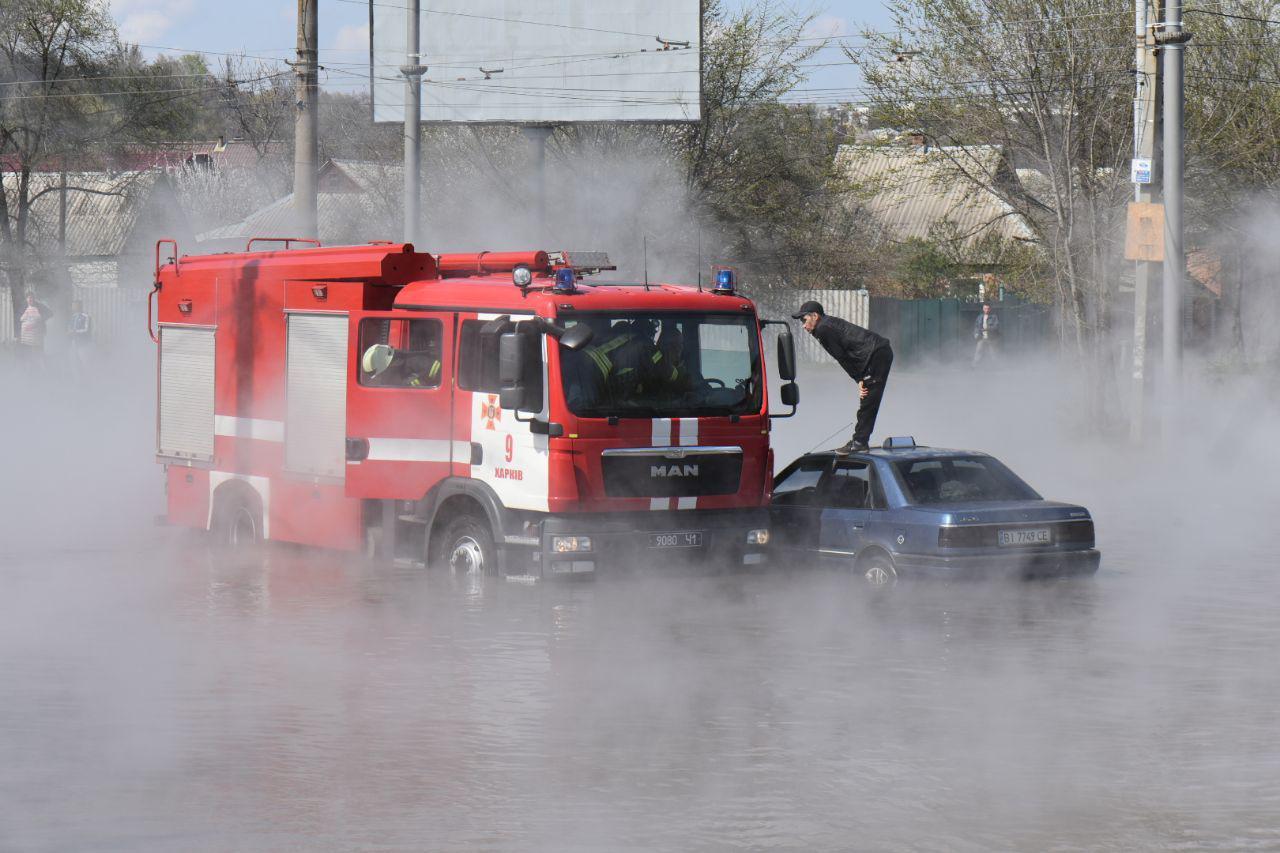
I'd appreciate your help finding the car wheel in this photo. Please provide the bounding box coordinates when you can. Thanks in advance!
[858,551,898,587]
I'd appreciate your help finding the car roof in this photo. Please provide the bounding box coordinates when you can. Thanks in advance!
[799,447,992,465]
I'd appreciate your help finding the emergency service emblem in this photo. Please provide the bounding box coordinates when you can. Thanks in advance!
[480,394,502,431]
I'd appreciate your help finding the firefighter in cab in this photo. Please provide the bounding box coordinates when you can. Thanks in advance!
[564,318,682,410]
[361,340,442,388]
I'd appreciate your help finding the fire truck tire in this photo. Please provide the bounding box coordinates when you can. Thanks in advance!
[439,514,497,576]
[210,488,263,551]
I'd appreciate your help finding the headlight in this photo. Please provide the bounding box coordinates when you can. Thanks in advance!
[746,529,769,545]
[552,535,592,553]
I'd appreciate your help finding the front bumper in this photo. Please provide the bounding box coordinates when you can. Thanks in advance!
[518,509,770,577]
[894,548,1101,579]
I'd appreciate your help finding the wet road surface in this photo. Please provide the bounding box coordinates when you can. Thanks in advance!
[2,362,1278,850]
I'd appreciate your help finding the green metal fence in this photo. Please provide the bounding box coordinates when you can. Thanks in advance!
[868,297,1054,366]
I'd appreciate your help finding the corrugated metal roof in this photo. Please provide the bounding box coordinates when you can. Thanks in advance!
[1,171,158,257]
[836,145,1035,253]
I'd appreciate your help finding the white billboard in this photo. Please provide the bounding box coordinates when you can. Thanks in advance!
[370,0,701,124]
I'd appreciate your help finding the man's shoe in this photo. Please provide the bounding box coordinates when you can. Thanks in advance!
[835,440,869,456]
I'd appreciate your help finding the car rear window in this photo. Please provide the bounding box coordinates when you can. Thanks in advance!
[893,457,1039,504]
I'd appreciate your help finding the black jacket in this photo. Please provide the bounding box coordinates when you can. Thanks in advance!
[811,315,890,380]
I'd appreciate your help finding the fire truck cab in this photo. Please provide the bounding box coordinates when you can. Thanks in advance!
[153,241,799,577]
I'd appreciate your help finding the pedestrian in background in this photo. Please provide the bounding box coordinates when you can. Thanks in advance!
[68,298,93,378]
[972,302,1000,367]
[793,300,893,454]
[19,291,52,369]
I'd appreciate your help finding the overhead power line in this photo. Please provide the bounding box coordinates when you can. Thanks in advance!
[1184,7,1280,25]
[339,0,693,40]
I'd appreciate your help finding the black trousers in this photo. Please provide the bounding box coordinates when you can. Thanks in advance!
[853,346,893,445]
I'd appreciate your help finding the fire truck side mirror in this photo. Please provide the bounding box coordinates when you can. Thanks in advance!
[780,382,800,407]
[777,328,797,381]
[557,322,594,351]
[498,330,539,412]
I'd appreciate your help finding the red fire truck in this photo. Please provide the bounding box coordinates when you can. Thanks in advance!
[152,240,799,577]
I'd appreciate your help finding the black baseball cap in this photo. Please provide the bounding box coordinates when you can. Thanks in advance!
[791,300,824,319]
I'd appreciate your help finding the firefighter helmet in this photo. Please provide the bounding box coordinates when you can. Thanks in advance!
[361,343,395,378]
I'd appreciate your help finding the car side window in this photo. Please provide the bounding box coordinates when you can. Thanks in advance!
[828,462,871,509]
[773,460,828,506]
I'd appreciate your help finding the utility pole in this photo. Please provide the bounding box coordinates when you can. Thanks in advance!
[1129,0,1159,440]
[1158,0,1190,419]
[293,0,319,239]
[401,0,427,245]
[58,169,68,255]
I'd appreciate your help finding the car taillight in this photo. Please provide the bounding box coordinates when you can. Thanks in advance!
[1057,520,1094,544]
[938,526,985,548]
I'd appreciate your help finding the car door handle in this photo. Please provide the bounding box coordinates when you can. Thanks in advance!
[850,522,865,530]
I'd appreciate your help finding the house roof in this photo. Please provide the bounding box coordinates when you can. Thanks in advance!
[1,171,162,257]
[197,160,402,247]
[835,145,1035,253]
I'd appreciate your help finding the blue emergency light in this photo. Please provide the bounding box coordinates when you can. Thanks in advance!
[714,268,736,294]
[554,267,577,294]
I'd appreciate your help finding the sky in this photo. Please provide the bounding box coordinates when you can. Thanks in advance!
[107,0,895,108]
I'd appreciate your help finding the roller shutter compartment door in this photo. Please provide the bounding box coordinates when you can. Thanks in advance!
[158,325,215,461]
[286,313,349,479]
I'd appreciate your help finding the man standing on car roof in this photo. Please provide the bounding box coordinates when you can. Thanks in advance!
[793,300,893,455]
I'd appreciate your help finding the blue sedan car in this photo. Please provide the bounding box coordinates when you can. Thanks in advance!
[770,437,1100,584]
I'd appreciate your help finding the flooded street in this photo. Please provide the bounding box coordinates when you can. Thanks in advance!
[3,361,1279,850]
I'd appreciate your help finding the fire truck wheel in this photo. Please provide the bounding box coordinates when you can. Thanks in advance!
[211,490,263,550]
[440,514,497,576]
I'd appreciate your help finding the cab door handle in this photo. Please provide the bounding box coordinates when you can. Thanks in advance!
[851,522,865,530]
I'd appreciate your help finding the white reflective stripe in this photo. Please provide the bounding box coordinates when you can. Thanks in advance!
[649,498,671,511]
[214,416,284,442]
[365,438,456,463]
[651,418,672,446]
[678,420,699,509]
[678,418,698,446]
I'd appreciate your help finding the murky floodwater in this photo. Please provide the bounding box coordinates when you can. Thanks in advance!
[3,359,1278,850]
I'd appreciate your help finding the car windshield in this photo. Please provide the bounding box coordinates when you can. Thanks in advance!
[893,456,1040,504]
[560,312,762,418]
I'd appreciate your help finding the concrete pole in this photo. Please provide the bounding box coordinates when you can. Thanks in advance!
[1130,0,1159,441]
[293,0,319,239]
[401,0,426,246]
[1160,0,1190,417]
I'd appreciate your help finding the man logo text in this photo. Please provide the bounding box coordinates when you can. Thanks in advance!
[651,464,699,478]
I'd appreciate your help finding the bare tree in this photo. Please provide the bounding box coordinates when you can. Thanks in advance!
[1184,0,1280,360]
[0,0,116,333]
[851,0,1134,422]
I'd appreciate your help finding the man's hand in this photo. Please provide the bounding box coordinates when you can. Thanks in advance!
[859,381,869,400]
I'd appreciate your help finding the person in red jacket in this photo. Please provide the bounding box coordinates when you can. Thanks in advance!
[793,300,894,454]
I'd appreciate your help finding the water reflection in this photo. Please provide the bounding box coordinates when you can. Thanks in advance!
[3,531,1279,851]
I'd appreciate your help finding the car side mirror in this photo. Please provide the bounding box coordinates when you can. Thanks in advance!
[777,328,797,381]
[780,382,799,407]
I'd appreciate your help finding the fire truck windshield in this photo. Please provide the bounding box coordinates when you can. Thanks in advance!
[560,312,763,419]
